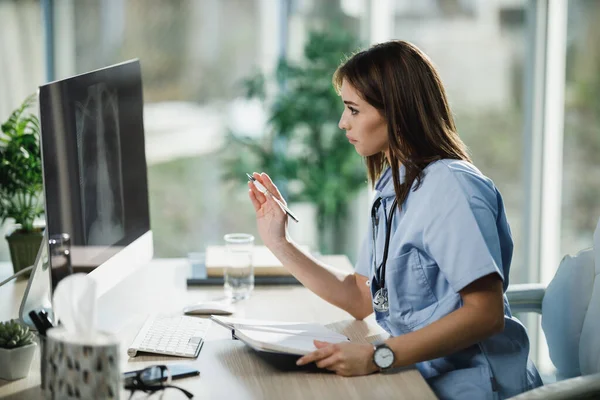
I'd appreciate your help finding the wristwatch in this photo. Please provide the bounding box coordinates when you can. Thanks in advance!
[373,343,395,370]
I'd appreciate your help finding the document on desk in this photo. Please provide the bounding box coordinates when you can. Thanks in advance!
[211,316,349,356]
[205,245,310,277]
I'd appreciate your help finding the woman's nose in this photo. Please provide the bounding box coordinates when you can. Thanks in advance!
[338,114,348,130]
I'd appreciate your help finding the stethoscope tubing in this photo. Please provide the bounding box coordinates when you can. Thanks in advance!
[372,197,399,289]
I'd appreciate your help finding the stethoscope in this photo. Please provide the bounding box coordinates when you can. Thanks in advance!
[371,196,398,313]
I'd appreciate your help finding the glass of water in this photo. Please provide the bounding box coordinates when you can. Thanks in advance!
[223,233,255,301]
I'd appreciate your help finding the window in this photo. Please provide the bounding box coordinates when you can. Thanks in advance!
[390,0,529,283]
[561,0,600,255]
[0,0,44,262]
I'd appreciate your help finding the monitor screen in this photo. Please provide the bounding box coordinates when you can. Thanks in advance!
[39,60,151,290]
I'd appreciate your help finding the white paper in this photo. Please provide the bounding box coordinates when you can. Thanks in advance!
[237,327,349,355]
[212,316,349,355]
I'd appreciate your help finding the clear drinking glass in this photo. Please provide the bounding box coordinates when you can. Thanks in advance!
[223,233,254,301]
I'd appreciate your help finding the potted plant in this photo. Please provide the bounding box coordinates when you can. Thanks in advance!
[0,94,45,276]
[0,319,37,380]
[224,28,366,254]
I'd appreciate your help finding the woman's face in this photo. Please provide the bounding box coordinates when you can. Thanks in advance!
[338,79,389,158]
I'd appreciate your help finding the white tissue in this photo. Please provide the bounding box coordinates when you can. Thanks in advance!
[52,273,98,341]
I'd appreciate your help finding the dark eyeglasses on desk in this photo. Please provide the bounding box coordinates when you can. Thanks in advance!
[124,365,194,399]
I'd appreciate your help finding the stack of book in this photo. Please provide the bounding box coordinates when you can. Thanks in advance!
[187,245,310,286]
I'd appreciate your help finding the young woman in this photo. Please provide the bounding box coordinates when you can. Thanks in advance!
[247,40,542,399]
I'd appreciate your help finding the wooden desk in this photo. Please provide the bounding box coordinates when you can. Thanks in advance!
[0,257,437,399]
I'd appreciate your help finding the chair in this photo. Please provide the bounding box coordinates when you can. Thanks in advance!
[506,217,600,399]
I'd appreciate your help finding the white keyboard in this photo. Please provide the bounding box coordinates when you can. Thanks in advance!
[127,315,211,358]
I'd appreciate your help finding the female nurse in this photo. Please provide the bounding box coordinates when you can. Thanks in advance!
[247,40,542,400]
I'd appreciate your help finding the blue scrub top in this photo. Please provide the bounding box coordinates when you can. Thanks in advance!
[355,160,543,400]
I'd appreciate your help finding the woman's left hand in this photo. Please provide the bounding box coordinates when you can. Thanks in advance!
[296,340,379,377]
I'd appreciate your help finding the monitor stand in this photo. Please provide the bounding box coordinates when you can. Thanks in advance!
[18,231,54,330]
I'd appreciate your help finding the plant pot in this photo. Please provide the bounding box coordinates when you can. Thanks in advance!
[5,229,44,278]
[0,342,37,380]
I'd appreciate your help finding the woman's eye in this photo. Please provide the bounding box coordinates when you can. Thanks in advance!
[348,106,358,115]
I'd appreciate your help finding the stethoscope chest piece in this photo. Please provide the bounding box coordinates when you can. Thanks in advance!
[373,287,389,313]
[371,197,398,314]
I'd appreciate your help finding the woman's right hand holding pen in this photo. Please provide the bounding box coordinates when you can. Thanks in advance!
[248,173,368,320]
[248,172,289,249]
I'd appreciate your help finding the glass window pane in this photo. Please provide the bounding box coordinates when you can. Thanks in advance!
[561,0,600,256]
[392,0,528,282]
[0,0,44,262]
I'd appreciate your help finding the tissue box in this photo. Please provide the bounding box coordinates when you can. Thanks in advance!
[43,328,120,399]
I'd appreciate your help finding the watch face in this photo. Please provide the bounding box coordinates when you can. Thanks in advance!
[374,346,394,369]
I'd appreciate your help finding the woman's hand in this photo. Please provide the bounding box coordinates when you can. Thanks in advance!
[296,340,378,377]
[247,172,288,248]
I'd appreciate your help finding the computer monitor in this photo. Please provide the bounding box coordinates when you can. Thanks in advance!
[19,60,153,327]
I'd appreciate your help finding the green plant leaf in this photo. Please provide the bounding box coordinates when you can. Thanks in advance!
[0,95,44,232]
[0,319,33,349]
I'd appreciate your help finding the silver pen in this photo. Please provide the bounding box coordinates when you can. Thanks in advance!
[247,173,299,223]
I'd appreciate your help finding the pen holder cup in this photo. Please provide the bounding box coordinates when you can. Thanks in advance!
[39,334,47,390]
[42,327,121,400]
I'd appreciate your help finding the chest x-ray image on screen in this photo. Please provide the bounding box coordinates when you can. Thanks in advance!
[75,82,125,246]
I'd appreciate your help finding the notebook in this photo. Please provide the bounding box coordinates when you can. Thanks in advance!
[205,245,310,277]
[211,316,349,356]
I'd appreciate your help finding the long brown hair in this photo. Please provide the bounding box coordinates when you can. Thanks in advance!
[333,40,471,207]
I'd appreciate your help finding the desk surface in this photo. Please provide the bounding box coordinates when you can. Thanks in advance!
[0,257,436,400]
